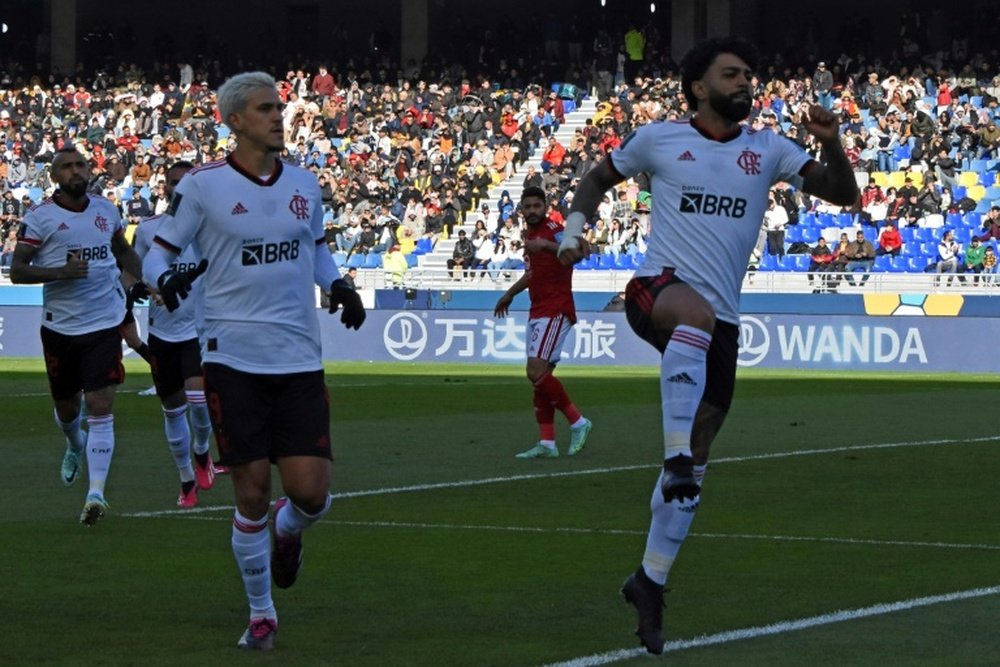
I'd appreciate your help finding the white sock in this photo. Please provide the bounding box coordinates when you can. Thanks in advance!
[693,464,707,487]
[275,494,332,538]
[232,511,276,621]
[570,416,588,429]
[55,409,86,451]
[185,390,212,456]
[163,405,195,482]
[85,415,115,497]
[641,470,698,586]
[660,325,711,460]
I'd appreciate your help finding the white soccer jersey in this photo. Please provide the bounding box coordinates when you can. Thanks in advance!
[19,195,126,335]
[611,120,813,324]
[133,214,201,342]
[148,157,325,374]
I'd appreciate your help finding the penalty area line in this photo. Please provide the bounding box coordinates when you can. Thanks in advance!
[541,584,1000,667]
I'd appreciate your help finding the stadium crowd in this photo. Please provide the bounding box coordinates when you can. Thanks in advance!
[0,18,998,280]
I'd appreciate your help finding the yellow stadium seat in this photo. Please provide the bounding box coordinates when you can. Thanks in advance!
[967,184,986,201]
[871,172,888,187]
[906,171,924,188]
[887,171,906,189]
[958,172,979,188]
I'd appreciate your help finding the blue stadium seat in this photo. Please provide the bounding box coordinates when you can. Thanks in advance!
[792,255,811,271]
[801,227,820,243]
[346,253,365,269]
[953,228,973,244]
[888,256,908,272]
[953,185,967,200]
[332,251,347,267]
[406,253,419,268]
[837,212,855,226]
[785,226,804,243]
[982,172,999,187]
[914,228,936,242]
[873,255,892,272]
[576,256,595,270]
[946,212,963,228]
[800,212,817,227]
[965,212,983,228]
[969,159,989,172]
[907,257,930,272]
[984,186,1000,200]
[363,253,383,269]
[597,254,616,270]
[975,199,994,213]
[900,227,916,244]
[217,126,231,139]
[970,95,984,108]
[921,241,940,257]
[818,213,836,228]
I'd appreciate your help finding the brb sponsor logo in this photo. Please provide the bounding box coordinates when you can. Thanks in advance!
[679,186,747,218]
[171,261,202,273]
[241,237,300,266]
[66,245,109,261]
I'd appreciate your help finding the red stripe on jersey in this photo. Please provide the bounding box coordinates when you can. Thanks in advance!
[189,158,228,175]
[153,235,182,254]
[19,237,41,247]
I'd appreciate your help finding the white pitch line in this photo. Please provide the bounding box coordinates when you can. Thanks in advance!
[542,585,1000,667]
[120,515,1000,553]
[121,435,999,518]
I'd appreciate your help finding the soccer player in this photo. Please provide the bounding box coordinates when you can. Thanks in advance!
[10,146,146,525]
[557,36,859,653]
[142,72,365,651]
[133,160,217,508]
[493,186,592,458]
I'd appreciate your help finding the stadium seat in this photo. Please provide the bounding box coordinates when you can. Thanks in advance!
[416,237,434,254]
[900,227,916,243]
[958,172,980,188]
[217,126,231,139]
[332,251,347,267]
[981,172,999,187]
[758,254,778,271]
[953,228,972,244]
[406,253,419,268]
[801,227,820,244]
[967,184,986,201]
[792,255,811,271]
[836,212,855,226]
[576,256,595,270]
[914,227,936,242]
[346,253,365,269]
[888,256,908,272]
[597,254,616,270]
[871,172,889,188]
[970,95,984,108]
[974,199,993,213]
[945,212,963,228]
[775,256,795,271]
[614,255,633,270]
[887,171,907,189]
[984,186,1000,201]
[800,211,818,227]
[965,212,983,228]
[969,159,989,172]
[953,185,967,201]
[785,226,804,243]
[873,255,891,272]
[907,257,930,272]
[363,253,383,269]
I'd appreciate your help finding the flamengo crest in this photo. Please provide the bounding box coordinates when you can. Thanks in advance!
[288,194,310,220]
[94,214,109,232]
[737,149,761,175]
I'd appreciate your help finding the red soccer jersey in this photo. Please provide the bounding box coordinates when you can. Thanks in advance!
[525,219,576,322]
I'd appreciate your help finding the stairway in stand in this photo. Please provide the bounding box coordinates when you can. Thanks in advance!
[419,97,598,276]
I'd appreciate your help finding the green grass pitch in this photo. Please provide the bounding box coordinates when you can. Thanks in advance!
[2,358,999,666]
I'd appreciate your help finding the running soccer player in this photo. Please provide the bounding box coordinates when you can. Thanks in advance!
[143,72,365,651]
[133,160,217,508]
[557,36,859,653]
[493,186,592,458]
[10,146,146,526]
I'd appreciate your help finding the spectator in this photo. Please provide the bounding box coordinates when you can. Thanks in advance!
[845,229,876,286]
[540,137,566,173]
[0,227,16,275]
[382,244,409,287]
[963,236,986,282]
[807,236,835,293]
[447,229,474,280]
[936,229,962,284]
[876,222,903,256]
[976,207,1000,242]
[982,246,998,285]
[763,198,788,257]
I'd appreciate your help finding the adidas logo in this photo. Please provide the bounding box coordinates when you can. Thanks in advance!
[231,202,248,215]
[57,222,70,231]
[677,151,696,161]
[666,372,697,386]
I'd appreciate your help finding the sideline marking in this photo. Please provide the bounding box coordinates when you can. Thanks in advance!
[541,585,1000,667]
[121,435,998,518]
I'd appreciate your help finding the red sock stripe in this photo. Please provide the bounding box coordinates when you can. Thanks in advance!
[670,330,711,351]
[233,515,268,533]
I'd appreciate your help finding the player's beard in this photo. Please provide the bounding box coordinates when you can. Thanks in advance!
[60,179,88,199]
[709,89,752,123]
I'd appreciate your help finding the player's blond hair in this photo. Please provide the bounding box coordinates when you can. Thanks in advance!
[217,71,278,129]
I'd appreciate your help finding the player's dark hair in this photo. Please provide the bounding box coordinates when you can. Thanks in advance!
[680,36,759,109]
[169,160,195,171]
[521,186,546,202]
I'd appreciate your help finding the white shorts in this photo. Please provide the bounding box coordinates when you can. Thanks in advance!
[527,315,573,364]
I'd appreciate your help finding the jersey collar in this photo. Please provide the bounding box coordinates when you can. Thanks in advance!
[690,116,743,143]
[226,154,283,187]
[52,191,90,213]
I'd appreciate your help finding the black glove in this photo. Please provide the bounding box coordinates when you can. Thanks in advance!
[328,278,365,330]
[125,281,149,310]
[157,259,208,312]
